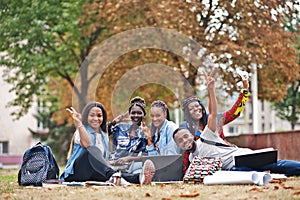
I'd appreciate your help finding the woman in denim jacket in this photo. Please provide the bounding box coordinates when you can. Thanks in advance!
[146,100,180,156]
[60,102,155,185]
[107,97,148,171]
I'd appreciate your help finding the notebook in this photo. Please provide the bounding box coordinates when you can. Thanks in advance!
[141,155,183,182]
[234,148,278,169]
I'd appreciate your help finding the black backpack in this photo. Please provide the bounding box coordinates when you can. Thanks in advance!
[18,142,60,186]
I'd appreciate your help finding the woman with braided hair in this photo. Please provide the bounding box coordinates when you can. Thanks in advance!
[145,100,180,156]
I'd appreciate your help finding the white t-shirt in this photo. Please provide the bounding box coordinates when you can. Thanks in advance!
[189,126,253,169]
[74,130,105,157]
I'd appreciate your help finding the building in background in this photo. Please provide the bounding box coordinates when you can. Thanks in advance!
[223,97,300,137]
[0,68,38,168]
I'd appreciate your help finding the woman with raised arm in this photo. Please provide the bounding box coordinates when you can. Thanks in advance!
[180,71,250,173]
[173,72,300,177]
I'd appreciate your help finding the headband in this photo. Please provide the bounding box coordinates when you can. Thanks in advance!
[129,102,146,116]
[181,96,201,109]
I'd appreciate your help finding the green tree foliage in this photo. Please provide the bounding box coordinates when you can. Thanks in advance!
[0,0,99,118]
[272,15,300,130]
[1,0,299,161]
[273,80,300,130]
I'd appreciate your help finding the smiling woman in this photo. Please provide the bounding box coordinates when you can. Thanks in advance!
[60,101,155,185]
[107,97,149,172]
[61,102,110,181]
[146,100,180,156]
[179,71,250,173]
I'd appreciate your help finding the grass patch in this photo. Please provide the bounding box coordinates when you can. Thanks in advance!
[1,168,300,200]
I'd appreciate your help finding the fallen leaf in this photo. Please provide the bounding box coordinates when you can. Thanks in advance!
[293,191,300,195]
[280,183,294,190]
[273,186,279,190]
[179,193,199,197]
[145,192,151,197]
[269,179,282,184]
[249,187,263,192]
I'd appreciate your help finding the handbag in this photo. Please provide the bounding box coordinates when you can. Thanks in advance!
[183,156,222,184]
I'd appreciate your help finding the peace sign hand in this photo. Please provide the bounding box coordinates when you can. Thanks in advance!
[66,107,83,128]
[202,69,215,90]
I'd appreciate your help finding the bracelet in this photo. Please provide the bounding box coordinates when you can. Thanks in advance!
[77,124,84,129]
[241,89,250,97]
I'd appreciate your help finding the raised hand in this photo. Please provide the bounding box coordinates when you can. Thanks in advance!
[113,111,128,124]
[203,69,217,131]
[66,107,83,128]
[202,69,216,90]
[141,122,153,146]
[237,70,249,90]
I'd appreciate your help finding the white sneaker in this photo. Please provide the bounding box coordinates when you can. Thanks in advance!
[139,159,155,185]
[108,172,132,186]
[108,172,121,186]
[120,177,132,186]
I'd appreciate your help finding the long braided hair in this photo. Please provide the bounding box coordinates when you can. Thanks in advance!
[150,100,170,145]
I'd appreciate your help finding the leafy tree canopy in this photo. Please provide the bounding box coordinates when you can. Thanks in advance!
[0,0,299,121]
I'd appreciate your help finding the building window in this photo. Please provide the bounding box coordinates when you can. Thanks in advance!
[229,126,238,134]
[0,141,9,155]
[249,113,252,120]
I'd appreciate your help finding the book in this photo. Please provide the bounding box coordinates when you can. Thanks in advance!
[233,148,278,169]
[85,181,115,186]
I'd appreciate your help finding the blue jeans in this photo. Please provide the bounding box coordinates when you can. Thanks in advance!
[230,160,300,176]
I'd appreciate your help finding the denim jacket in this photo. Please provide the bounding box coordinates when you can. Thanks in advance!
[109,122,147,159]
[146,119,181,156]
[60,125,109,180]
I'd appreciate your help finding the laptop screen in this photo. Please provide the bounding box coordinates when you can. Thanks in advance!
[141,155,183,182]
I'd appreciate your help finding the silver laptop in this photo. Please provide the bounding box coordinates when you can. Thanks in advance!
[141,155,183,182]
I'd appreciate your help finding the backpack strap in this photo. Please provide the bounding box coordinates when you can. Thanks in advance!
[200,137,231,147]
[43,145,60,177]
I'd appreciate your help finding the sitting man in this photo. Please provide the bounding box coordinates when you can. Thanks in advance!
[173,71,300,177]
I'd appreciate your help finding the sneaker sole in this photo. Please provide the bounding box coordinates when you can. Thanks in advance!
[141,159,156,185]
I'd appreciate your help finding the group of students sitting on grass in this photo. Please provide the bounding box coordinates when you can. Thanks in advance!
[60,70,300,186]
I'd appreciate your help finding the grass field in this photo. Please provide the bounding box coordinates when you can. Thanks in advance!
[1,168,300,200]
